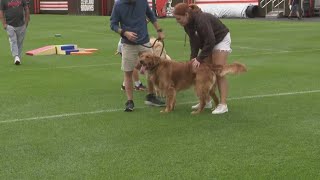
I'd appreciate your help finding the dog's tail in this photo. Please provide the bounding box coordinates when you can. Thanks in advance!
[219,62,247,76]
[209,62,247,76]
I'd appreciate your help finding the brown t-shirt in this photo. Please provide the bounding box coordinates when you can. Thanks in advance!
[184,12,229,62]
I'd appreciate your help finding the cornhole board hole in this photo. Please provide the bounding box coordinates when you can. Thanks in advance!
[56,44,78,55]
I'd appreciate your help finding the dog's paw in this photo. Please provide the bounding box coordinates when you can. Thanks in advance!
[191,111,200,115]
[161,108,171,113]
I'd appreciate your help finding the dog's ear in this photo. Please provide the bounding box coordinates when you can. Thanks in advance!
[135,61,142,70]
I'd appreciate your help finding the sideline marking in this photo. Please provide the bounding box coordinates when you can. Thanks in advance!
[2,49,319,72]
[1,89,319,124]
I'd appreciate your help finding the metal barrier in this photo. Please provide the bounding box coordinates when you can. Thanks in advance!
[29,0,112,15]
[260,0,286,17]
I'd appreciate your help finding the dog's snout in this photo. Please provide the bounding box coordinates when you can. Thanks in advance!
[140,60,144,65]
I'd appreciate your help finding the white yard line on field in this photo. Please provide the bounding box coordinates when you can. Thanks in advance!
[231,48,320,57]
[233,46,289,52]
[2,48,319,72]
[228,89,320,100]
[1,89,320,124]
[7,63,121,72]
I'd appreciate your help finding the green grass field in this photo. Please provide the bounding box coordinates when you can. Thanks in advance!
[1,15,320,179]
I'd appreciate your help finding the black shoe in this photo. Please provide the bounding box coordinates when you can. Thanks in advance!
[145,94,165,107]
[121,85,125,91]
[134,83,147,91]
[124,100,134,112]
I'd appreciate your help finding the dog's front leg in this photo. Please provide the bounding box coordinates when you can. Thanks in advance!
[160,87,176,113]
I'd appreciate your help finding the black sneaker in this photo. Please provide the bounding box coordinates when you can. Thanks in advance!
[121,85,125,91]
[134,83,147,91]
[124,100,134,112]
[145,94,165,107]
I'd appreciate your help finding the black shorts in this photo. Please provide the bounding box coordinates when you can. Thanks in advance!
[292,4,300,12]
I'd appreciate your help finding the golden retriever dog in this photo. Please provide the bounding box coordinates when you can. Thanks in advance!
[149,37,171,60]
[138,52,247,114]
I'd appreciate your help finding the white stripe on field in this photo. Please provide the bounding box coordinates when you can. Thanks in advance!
[233,46,289,52]
[231,48,320,57]
[1,89,319,124]
[7,63,120,72]
[2,48,319,72]
[227,90,320,100]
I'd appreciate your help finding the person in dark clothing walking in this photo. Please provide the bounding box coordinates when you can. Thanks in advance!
[173,3,232,114]
[288,0,302,19]
[0,0,30,65]
[110,0,165,112]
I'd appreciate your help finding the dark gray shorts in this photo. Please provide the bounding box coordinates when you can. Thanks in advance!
[292,4,299,12]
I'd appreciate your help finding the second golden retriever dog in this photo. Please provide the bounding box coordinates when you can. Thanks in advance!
[138,52,247,114]
[149,37,171,60]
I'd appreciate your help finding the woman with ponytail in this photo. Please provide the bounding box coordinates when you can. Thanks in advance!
[173,3,232,114]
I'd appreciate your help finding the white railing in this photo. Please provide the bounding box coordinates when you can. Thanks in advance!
[260,0,273,8]
[260,0,286,16]
[274,0,285,8]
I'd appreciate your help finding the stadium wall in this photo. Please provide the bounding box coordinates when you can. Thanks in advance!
[28,0,259,18]
[29,0,113,15]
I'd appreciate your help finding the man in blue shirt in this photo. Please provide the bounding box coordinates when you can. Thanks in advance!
[110,0,165,112]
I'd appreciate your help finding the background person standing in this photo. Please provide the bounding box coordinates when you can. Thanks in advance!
[288,0,302,19]
[0,0,30,65]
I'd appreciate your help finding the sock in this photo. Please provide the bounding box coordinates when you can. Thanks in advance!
[134,81,141,87]
[122,82,125,86]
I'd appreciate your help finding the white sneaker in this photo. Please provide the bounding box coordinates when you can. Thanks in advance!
[191,100,212,110]
[212,104,228,114]
[14,56,21,65]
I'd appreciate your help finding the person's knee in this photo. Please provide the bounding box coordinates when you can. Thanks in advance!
[124,71,133,77]
[216,75,227,83]
[212,51,229,65]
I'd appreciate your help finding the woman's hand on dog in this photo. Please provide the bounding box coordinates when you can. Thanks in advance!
[191,58,200,69]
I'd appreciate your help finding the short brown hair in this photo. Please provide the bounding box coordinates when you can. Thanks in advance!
[173,3,189,16]
[189,4,202,13]
[173,3,202,16]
